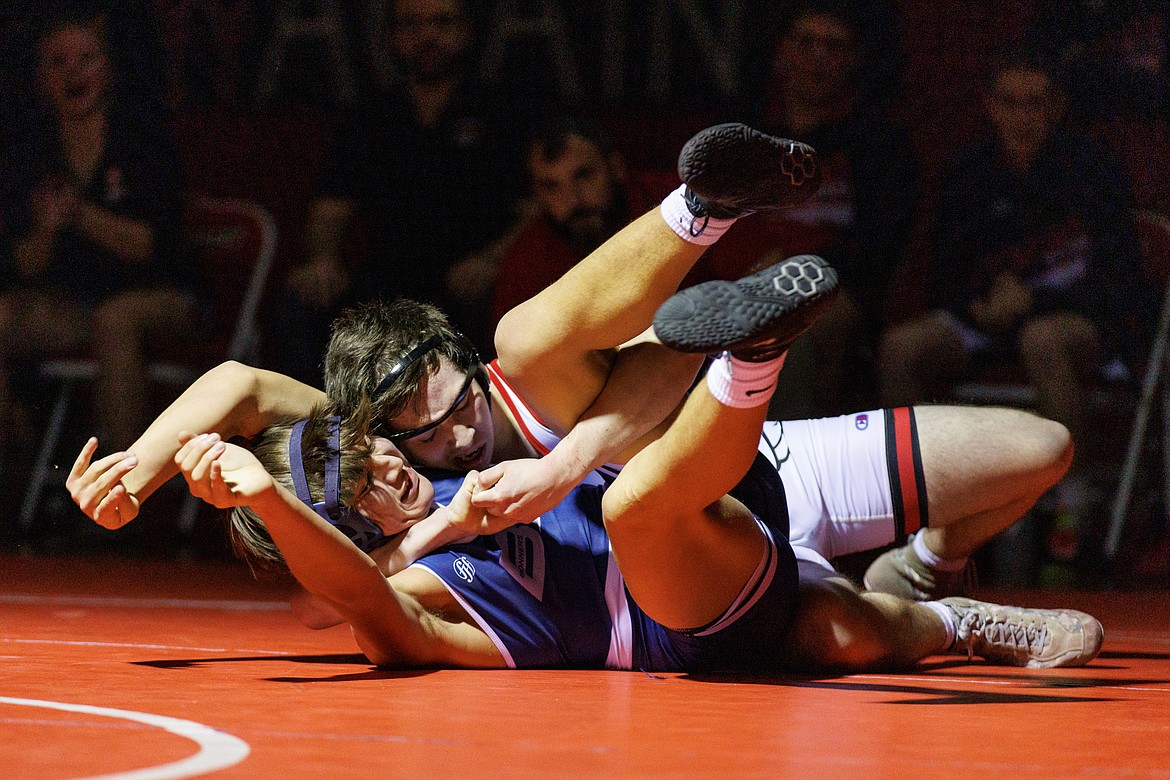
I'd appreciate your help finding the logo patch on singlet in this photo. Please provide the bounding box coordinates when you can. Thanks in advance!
[855,413,869,430]
[453,556,476,583]
[496,525,546,601]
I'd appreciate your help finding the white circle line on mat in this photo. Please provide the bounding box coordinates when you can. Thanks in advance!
[0,696,250,780]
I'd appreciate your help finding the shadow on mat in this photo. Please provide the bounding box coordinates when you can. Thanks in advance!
[134,653,438,682]
[679,667,1164,704]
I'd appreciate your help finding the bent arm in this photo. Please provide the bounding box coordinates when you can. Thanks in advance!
[474,338,699,521]
[74,200,155,263]
[126,361,325,499]
[179,435,496,667]
[550,338,697,471]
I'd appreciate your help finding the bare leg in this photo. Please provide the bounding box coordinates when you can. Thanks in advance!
[497,126,821,433]
[601,362,776,629]
[1017,312,1101,532]
[495,211,707,431]
[1018,313,1101,443]
[601,254,838,629]
[878,313,968,407]
[915,404,1072,559]
[780,564,948,671]
[863,404,1072,599]
[0,291,88,448]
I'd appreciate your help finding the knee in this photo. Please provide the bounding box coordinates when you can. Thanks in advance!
[91,296,138,342]
[1013,409,1075,482]
[493,305,549,370]
[1034,414,1075,479]
[880,317,955,369]
[600,480,652,533]
[784,579,893,672]
[879,321,923,366]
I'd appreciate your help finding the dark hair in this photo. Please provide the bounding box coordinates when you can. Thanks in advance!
[526,113,615,167]
[778,0,867,39]
[324,299,481,428]
[34,1,108,50]
[983,46,1065,92]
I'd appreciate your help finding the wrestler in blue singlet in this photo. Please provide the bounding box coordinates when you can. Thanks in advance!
[411,473,799,672]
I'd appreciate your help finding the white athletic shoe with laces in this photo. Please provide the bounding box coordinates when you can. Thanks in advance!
[940,597,1104,668]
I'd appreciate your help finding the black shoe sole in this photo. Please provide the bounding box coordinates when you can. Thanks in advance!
[653,255,838,356]
[678,123,821,214]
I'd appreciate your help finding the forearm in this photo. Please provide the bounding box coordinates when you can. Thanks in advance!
[373,508,473,575]
[74,201,154,263]
[123,361,326,500]
[291,510,471,629]
[251,481,394,607]
[544,340,700,477]
[250,481,439,663]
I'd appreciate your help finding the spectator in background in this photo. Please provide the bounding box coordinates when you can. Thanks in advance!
[273,0,525,386]
[717,0,920,419]
[1035,2,1170,217]
[0,5,200,453]
[878,49,1149,574]
[490,114,715,327]
[1027,0,1170,125]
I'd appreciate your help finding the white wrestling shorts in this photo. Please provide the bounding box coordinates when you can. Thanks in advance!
[757,408,928,572]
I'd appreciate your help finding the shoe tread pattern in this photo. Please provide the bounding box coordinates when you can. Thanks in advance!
[678,123,820,215]
[654,254,837,355]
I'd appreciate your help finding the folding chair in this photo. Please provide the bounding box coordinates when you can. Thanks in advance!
[1105,208,1170,568]
[19,197,278,536]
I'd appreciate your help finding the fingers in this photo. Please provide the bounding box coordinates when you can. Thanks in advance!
[469,479,518,515]
[66,437,99,485]
[175,433,225,496]
[475,464,502,489]
[68,440,139,524]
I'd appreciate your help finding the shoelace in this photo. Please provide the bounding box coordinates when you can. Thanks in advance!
[960,611,1052,662]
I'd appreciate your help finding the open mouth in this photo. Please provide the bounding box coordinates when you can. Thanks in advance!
[401,469,419,506]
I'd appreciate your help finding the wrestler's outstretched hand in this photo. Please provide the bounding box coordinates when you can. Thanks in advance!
[175,432,274,508]
[67,437,140,529]
[469,457,573,524]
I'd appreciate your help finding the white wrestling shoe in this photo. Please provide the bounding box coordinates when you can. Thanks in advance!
[940,597,1104,668]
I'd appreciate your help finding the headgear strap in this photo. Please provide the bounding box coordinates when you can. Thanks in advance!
[286,415,385,551]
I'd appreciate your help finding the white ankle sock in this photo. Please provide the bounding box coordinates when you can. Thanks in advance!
[913,530,969,573]
[660,184,737,245]
[705,351,785,408]
[923,600,957,649]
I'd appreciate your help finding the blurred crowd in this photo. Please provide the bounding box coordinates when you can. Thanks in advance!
[2,0,1169,584]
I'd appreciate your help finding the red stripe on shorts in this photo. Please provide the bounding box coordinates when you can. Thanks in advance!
[892,407,924,535]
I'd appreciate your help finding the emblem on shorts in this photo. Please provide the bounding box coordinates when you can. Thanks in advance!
[453,556,475,583]
[855,413,868,430]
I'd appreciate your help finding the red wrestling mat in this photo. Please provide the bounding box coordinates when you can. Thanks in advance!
[2,552,1168,779]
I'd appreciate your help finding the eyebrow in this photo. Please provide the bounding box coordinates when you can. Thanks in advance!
[387,364,477,443]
